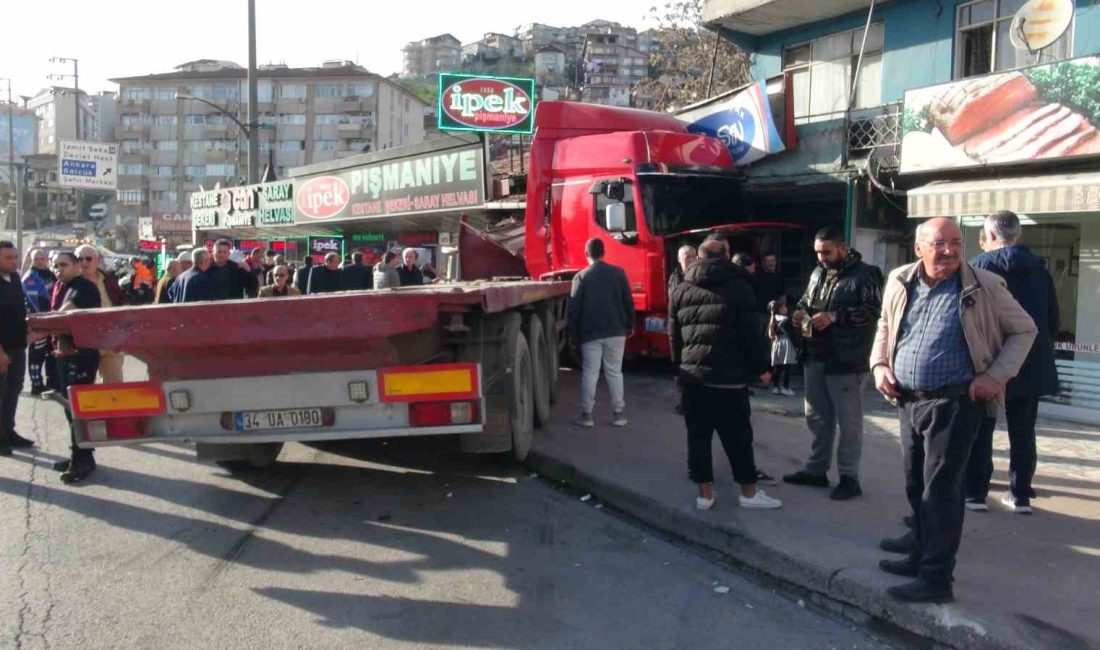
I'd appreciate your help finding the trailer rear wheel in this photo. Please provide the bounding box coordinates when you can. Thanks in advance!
[525,314,552,427]
[510,331,535,462]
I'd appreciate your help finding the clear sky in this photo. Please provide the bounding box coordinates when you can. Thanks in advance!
[1,0,655,98]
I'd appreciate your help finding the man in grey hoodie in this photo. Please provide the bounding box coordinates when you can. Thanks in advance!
[566,238,634,428]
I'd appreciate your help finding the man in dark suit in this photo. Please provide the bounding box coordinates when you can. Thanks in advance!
[169,249,219,303]
[307,253,344,294]
[294,256,314,292]
[340,251,372,290]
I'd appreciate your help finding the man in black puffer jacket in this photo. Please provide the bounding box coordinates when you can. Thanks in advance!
[785,226,883,501]
[670,239,782,511]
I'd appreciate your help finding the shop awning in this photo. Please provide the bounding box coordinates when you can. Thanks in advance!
[907,172,1100,219]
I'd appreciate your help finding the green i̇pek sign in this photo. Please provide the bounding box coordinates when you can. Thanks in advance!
[438,73,535,135]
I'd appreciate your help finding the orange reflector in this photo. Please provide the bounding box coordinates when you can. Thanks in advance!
[377,363,479,403]
[71,382,166,419]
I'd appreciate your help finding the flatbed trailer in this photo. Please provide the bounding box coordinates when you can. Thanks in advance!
[29,280,568,469]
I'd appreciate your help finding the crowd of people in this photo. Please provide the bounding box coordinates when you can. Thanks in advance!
[567,209,1056,604]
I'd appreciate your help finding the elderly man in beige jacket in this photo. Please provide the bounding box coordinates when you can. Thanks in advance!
[869,217,1036,605]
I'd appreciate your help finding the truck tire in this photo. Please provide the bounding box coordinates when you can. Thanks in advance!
[214,442,284,472]
[537,301,561,404]
[510,331,535,462]
[525,314,552,427]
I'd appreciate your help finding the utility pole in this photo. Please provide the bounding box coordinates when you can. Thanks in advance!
[3,78,21,248]
[49,57,82,227]
[247,0,259,184]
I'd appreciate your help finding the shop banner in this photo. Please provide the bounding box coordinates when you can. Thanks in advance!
[293,145,485,223]
[438,73,535,135]
[309,236,344,257]
[152,213,192,237]
[190,180,295,229]
[677,78,787,166]
[901,55,1100,174]
[138,217,154,240]
[0,114,36,161]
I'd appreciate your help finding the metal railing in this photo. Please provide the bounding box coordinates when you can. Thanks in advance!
[846,102,902,168]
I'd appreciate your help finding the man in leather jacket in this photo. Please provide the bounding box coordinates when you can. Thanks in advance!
[784,226,883,501]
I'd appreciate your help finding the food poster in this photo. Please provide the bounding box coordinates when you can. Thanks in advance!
[900,55,1100,174]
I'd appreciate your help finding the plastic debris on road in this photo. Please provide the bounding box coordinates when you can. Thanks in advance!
[580,494,592,502]
[713,586,731,594]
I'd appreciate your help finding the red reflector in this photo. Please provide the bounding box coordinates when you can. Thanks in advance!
[106,417,149,440]
[409,401,479,427]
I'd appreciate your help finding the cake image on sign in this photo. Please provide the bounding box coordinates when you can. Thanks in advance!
[441,77,532,131]
[296,176,350,219]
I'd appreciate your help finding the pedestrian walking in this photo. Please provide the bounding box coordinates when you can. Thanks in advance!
[784,226,883,501]
[871,217,1036,604]
[667,244,697,298]
[0,241,34,456]
[177,250,193,273]
[964,210,1059,514]
[22,248,57,395]
[169,248,219,303]
[74,245,128,384]
[258,265,301,298]
[340,252,373,290]
[373,251,401,289]
[306,252,344,294]
[397,248,425,286]
[47,251,103,483]
[670,239,781,510]
[768,297,798,396]
[566,238,634,428]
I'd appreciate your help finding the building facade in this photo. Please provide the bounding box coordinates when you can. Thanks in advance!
[26,87,97,153]
[704,0,1100,423]
[580,33,650,107]
[110,59,427,221]
[402,34,462,77]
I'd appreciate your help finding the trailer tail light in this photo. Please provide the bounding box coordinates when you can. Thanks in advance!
[71,383,166,419]
[85,418,150,442]
[408,401,480,427]
[378,364,479,403]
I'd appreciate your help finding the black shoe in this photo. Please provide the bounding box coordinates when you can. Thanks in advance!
[886,579,954,604]
[755,470,778,486]
[5,432,35,449]
[0,444,10,457]
[878,557,920,577]
[61,462,95,484]
[879,530,916,554]
[783,471,830,487]
[830,476,862,500]
[53,459,71,472]
[903,515,914,528]
[30,385,46,396]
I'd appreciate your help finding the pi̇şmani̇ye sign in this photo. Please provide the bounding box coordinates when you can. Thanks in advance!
[438,73,535,135]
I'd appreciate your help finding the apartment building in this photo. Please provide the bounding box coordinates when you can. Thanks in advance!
[580,33,650,107]
[25,87,97,153]
[402,34,462,77]
[110,59,427,219]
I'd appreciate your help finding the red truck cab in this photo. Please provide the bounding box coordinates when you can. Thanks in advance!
[524,101,746,358]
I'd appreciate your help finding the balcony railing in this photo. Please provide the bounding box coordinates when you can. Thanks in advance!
[846,102,901,169]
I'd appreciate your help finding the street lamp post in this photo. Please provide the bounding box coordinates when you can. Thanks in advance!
[2,78,22,249]
[247,0,259,185]
[49,57,82,228]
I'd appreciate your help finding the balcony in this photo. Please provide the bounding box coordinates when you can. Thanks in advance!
[117,123,149,138]
[846,103,901,169]
[149,176,174,191]
[117,175,149,190]
[122,98,151,112]
[151,100,178,114]
[150,125,176,141]
[337,123,365,137]
[275,97,307,113]
[204,123,230,138]
[703,0,873,35]
[151,150,179,166]
[119,152,148,164]
[205,150,228,162]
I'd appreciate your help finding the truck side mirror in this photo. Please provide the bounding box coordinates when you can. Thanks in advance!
[605,204,627,232]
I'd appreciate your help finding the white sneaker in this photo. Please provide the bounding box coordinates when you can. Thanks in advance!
[739,489,783,509]
[770,386,781,395]
[965,497,988,511]
[695,495,715,510]
[573,413,594,428]
[611,411,628,427]
[780,388,796,397]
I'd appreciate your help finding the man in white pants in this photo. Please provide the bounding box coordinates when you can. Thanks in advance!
[567,238,635,427]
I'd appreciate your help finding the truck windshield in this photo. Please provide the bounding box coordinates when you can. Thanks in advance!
[638,174,744,236]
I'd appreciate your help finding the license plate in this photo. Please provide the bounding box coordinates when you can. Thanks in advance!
[234,408,327,432]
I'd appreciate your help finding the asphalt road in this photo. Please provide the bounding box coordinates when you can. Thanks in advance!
[0,369,893,649]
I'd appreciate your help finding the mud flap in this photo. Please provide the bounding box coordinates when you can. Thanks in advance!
[458,312,522,454]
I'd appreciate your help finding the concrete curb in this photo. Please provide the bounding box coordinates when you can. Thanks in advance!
[527,449,1030,650]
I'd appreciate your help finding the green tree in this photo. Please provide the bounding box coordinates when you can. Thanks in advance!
[636,0,750,112]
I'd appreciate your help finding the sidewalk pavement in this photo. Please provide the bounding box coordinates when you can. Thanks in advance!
[530,368,1100,650]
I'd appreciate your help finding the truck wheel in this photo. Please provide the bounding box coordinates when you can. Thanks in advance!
[510,331,535,462]
[215,442,283,472]
[525,314,552,427]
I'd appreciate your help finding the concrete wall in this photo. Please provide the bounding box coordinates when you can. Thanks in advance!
[726,0,1100,106]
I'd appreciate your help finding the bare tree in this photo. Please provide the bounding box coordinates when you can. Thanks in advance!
[635,0,750,112]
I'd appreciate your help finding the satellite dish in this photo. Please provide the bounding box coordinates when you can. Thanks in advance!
[1010,0,1074,52]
